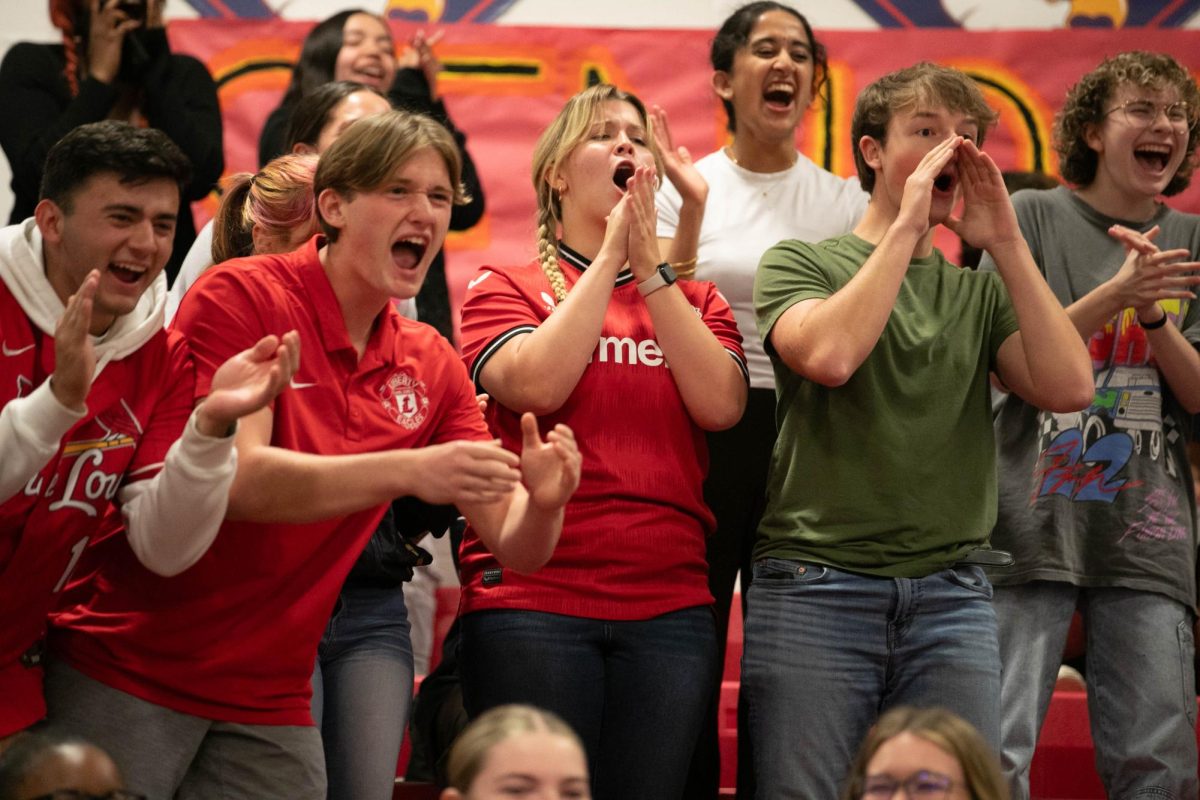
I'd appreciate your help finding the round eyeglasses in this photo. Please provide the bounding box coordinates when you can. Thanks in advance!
[861,770,956,799]
[1104,99,1197,132]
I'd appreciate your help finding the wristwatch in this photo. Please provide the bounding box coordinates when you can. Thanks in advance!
[637,262,677,297]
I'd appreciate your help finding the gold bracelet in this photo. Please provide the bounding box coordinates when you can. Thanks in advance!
[669,256,698,277]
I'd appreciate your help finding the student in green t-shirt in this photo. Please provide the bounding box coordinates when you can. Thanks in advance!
[744,62,1094,799]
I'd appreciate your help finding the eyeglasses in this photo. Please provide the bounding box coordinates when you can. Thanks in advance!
[28,791,147,800]
[1104,99,1197,132]
[861,770,956,799]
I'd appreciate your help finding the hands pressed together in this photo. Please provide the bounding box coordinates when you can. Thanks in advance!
[1104,224,1200,320]
[597,163,665,284]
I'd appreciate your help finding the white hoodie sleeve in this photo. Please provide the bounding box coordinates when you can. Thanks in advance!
[117,409,237,576]
[0,379,86,503]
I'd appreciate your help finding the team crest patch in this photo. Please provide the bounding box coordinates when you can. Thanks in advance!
[379,370,430,430]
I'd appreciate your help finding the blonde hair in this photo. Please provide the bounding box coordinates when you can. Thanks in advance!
[212,153,319,264]
[841,707,1008,800]
[315,109,467,243]
[446,705,586,792]
[530,84,664,302]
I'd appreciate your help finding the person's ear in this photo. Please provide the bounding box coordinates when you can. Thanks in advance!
[711,70,733,102]
[1083,121,1104,155]
[317,188,347,234]
[439,789,464,800]
[250,223,273,256]
[292,142,317,156]
[34,198,67,244]
[858,135,883,172]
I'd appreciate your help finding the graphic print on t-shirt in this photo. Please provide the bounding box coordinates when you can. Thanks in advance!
[1030,302,1189,542]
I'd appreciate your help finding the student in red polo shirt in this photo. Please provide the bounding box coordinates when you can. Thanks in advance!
[0,121,297,744]
[43,110,581,800]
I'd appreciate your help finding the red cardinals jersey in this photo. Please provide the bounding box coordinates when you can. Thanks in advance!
[0,281,194,736]
[459,247,746,621]
[51,237,489,725]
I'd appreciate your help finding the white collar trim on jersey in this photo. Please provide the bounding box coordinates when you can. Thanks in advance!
[557,242,636,287]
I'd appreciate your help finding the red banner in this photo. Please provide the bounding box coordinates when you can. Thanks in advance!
[170,22,1200,317]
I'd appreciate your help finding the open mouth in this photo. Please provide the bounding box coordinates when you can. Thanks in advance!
[763,83,795,110]
[109,263,147,284]
[391,237,428,270]
[613,161,635,191]
[354,62,387,86]
[1134,144,1172,173]
[933,172,956,193]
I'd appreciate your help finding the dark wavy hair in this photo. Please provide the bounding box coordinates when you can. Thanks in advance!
[40,120,191,212]
[710,2,827,133]
[851,62,998,194]
[283,80,386,151]
[278,9,389,110]
[1055,51,1199,196]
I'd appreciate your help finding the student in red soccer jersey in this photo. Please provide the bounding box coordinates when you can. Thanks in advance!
[457,84,748,800]
[0,121,297,742]
[43,110,581,800]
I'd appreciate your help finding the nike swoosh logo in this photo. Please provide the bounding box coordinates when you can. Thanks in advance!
[2,342,34,357]
[467,271,492,291]
[289,379,318,390]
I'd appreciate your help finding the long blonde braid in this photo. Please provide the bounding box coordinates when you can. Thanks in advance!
[536,202,567,303]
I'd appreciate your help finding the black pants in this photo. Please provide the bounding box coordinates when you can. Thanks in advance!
[685,387,776,799]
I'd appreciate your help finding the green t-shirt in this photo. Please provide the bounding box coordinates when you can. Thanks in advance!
[753,234,1019,577]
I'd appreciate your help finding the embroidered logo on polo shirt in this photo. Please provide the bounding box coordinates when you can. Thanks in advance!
[379,369,430,430]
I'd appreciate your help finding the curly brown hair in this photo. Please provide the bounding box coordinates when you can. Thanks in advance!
[1055,51,1200,196]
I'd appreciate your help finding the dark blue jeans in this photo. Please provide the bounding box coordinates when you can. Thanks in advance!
[460,606,718,800]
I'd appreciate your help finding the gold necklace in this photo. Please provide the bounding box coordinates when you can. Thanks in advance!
[725,145,799,172]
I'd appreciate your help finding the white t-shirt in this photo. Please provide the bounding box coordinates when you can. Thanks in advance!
[656,149,868,388]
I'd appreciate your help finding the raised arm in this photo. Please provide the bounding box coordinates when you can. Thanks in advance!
[457,413,581,573]
[627,166,745,430]
[947,140,1093,412]
[651,105,706,278]
[768,136,962,386]
[474,198,630,416]
[0,272,98,502]
[118,331,299,576]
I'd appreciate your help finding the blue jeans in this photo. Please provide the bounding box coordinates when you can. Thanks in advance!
[995,582,1198,800]
[742,559,1001,800]
[312,582,413,800]
[460,606,718,800]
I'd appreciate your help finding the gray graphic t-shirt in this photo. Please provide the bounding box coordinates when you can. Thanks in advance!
[982,186,1200,609]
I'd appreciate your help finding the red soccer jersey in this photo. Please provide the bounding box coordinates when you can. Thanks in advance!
[51,237,489,725]
[459,247,746,621]
[0,281,194,736]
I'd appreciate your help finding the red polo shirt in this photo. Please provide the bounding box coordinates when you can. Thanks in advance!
[51,237,488,725]
[459,247,746,621]
[0,280,193,736]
